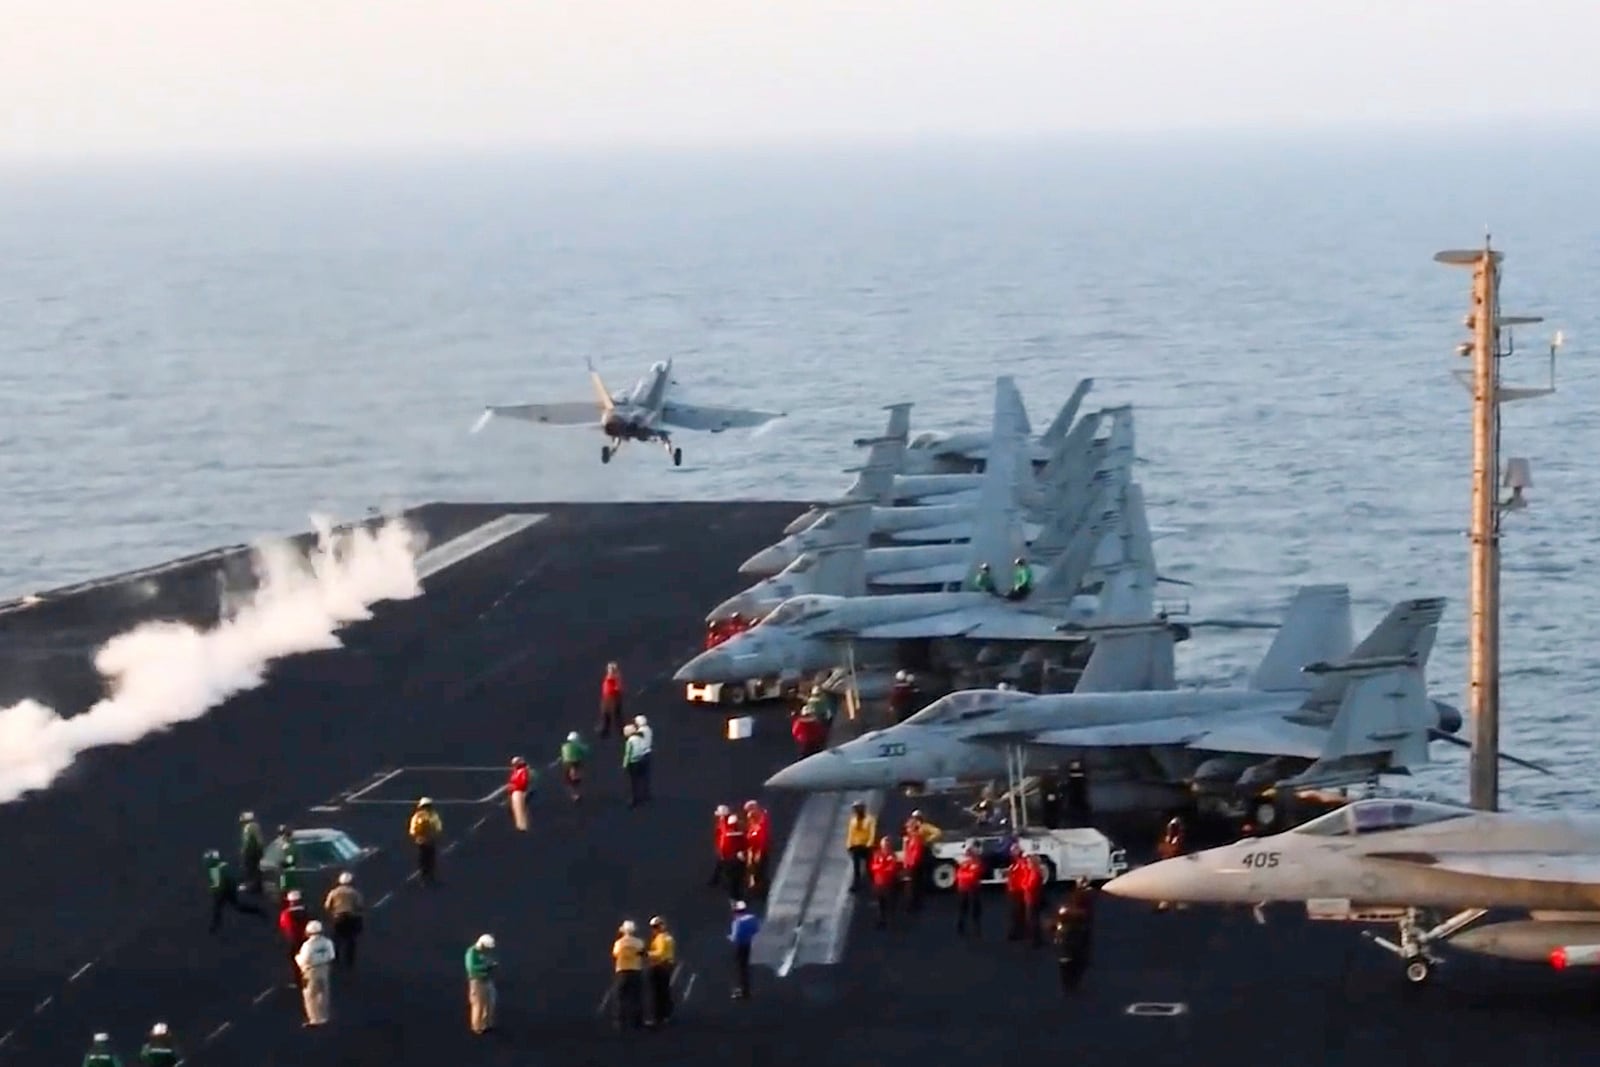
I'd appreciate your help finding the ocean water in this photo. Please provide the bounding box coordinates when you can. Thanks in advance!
[2,127,1598,807]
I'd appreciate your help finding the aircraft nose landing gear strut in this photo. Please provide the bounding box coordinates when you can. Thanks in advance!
[1365,906,1487,984]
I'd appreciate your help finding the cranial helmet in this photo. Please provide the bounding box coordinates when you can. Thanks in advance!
[306,920,324,935]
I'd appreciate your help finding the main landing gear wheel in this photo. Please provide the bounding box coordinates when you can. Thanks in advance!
[1404,957,1431,984]
[672,447,683,467]
[601,445,613,464]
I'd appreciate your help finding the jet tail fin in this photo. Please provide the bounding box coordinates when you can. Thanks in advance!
[1301,666,1436,775]
[1030,479,1121,603]
[1074,623,1177,693]
[843,403,911,503]
[1248,585,1354,692]
[586,358,615,414]
[800,506,870,594]
[961,379,1026,583]
[1040,379,1094,448]
[1301,596,1446,709]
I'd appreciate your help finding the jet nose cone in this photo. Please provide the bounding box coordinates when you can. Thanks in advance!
[739,545,793,576]
[674,650,731,684]
[707,595,749,623]
[1103,858,1192,902]
[765,748,855,791]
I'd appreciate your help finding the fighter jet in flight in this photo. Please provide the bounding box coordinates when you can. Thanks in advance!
[762,588,1464,816]
[1104,791,1574,986]
[471,358,784,466]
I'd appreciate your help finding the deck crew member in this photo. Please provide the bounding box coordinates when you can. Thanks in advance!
[409,797,443,885]
[598,661,624,737]
[611,921,646,1029]
[205,849,264,932]
[507,757,532,831]
[791,708,826,756]
[278,848,302,903]
[1155,816,1186,911]
[138,1022,179,1066]
[845,801,876,891]
[622,724,648,808]
[729,901,762,1000]
[887,671,915,723]
[323,872,364,968]
[954,846,985,936]
[239,812,265,894]
[296,920,336,1026]
[710,805,733,886]
[743,800,771,895]
[633,715,654,798]
[716,811,747,898]
[81,1032,121,1066]
[869,837,902,929]
[559,731,589,802]
[903,810,942,907]
[970,562,996,593]
[1005,845,1030,941]
[1007,557,1033,600]
[278,890,310,988]
[646,916,676,1027]
[465,934,498,1035]
[1022,854,1047,946]
[901,823,929,913]
[1053,880,1096,989]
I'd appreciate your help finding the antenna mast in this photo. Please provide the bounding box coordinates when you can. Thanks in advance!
[1433,237,1559,811]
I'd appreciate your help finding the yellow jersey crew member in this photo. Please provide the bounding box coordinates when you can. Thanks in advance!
[611,920,646,1029]
[844,801,876,892]
[465,934,498,1035]
[408,797,443,886]
[646,916,676,1027]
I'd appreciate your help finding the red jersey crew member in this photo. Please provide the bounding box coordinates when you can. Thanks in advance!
[1006,845,1046,945]
[743,800,771,896]
[278,889,310,989]
[598,661,624,737]
[507,757,531,831]
[709,805,732,887]
[716,810,747,900]
[954,846,985,936]
[1155,815,1186,911]
[869,837,901,929]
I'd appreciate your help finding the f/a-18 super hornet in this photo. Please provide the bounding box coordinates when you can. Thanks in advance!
[742,395,1131,578]
[471,358,784,466]
[897,378,1095,475]
[715,408,1138,620]
[675,384,1165,689]
[763,587,1469,820]
[1104,790,1579,987]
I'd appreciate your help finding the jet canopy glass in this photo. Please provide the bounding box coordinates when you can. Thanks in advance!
[904,689,1034,725]
[758,596,837,627]
[1293,798,1474,837]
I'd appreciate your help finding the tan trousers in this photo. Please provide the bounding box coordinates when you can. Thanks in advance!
[510,789,528,831]
[469,978,497,1033]
[302,968,331,1024]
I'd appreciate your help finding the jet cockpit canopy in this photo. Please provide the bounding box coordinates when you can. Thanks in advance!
[905,688,1033,726]
[1293,797,1475,837]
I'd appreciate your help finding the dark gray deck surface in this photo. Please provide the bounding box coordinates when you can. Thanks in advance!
[1,501,1596,1066]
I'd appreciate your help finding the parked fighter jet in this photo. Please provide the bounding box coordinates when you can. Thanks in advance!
[471,358,784,466]
[714,463,1146,630]
[675,477,1152,685]
[763,588,1465,817]
[1104,791,1573,986]
[743,401,1130,577]
[899,378,1094,474]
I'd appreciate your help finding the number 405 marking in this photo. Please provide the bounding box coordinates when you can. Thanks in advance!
[1240,851,1281,868]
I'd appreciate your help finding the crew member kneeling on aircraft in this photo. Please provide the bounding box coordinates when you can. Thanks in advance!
[970,562,996,594]
[1006,557,1033,600]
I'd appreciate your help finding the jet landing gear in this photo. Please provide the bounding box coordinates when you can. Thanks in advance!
[600,435,681,466]
[1366,907,1487,984]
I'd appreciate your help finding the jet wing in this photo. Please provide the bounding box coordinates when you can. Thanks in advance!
[870,562,968,588]
[850,609,1072,642]
[978,714,1328,758]
[1367,851,1600,885]
[479,402,597,426]
[660,400,784,433]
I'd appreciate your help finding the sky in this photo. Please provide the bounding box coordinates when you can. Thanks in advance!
[4,0,1599,161]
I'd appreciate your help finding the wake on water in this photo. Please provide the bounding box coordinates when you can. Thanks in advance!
[0,516,427,804]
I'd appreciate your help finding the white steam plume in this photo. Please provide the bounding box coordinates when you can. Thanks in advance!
[0,516,425,805]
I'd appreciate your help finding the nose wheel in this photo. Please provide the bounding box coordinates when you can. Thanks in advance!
[602,444,613,464]
[1366,906,1485,986]
[673,447,683,467]
[1404,957,1432,984]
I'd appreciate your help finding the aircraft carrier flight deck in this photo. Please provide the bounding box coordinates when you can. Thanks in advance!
[0,501,1595,1066]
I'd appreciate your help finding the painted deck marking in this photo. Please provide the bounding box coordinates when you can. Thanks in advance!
[415,514,546,581]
